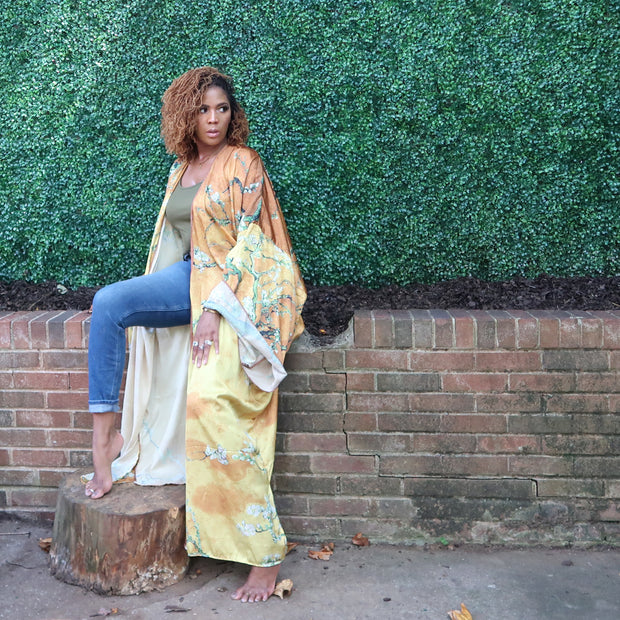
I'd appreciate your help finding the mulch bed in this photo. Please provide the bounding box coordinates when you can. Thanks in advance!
[1,275,618,338]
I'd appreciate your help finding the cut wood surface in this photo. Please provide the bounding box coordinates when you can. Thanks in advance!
[50,471,188,595]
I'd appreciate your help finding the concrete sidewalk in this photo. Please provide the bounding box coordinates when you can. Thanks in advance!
[0,518,618,620]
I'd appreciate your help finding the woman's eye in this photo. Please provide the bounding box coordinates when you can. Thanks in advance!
[218,105,229,113]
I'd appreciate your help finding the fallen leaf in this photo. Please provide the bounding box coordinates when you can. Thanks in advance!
[272,578,293,599]
[38,537,52,553]
[351,532,370,546]
[286,542,299,554]
[308,549,333,561]
[447,602,473,620]
[322,542,335,552]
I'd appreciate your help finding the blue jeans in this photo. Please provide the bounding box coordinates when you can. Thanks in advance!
[88,260,191,413]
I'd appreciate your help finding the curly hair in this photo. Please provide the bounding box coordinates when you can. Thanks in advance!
[161,67,249,161]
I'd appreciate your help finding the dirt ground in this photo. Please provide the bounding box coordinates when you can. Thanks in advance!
[1,274,618,337]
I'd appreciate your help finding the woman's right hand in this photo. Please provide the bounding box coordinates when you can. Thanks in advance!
[192,310,220,368]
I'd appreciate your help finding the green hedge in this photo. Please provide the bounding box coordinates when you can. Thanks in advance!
[1,0,618,287]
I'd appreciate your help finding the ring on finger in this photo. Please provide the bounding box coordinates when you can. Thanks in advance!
[198,344,205,350]
[192,341,199,347]
[205,339,213,346]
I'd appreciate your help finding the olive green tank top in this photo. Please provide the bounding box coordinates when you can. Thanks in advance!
[165,182,201,254]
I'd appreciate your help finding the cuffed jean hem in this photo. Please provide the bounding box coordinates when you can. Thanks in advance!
[89,402,121,413]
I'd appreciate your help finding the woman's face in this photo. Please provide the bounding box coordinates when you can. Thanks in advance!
[194,86,232,150]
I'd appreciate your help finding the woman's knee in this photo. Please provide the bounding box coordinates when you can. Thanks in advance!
[92,281,128,321]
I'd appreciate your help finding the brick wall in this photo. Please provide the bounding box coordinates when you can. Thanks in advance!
[1,309,618,546]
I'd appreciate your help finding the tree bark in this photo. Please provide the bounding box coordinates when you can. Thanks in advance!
[50,471,188,595]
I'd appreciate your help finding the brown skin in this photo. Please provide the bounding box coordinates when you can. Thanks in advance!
[87,85,281,601]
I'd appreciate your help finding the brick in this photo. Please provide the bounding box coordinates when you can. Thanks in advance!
[379,455,442,476]
[374,497,416,518]
[477,435,540,454]
[508,414,575,435]
[0,410,14,426]
[277,411,342,432]
[48,311,80,348]
[39,469,71,487]
[606,481,620,498]
[574,457,620,478]
[477,393,541,413]
[47,391,89,410]
[339,517,414,540]
[515,314,539,349]
[0,468,38,486]
[353,311,373,348]
[544,393,609,413]
[543,435,620,458]
[575,373,619,393]
[73,411,95,429]
[405,477,535,499]
[310,454,376,474]
[279,393,344,412]
[412,311,433,348]
[9,488,58,507]
[47,430,92,448]
[310,496,373,516]
[13,371,70,390]
[598,503,620,521]
[345,372,375,391]
[378,413,440,432]
[0,313,13,347]
[450,311,475,349]
[415,496,529,521]
[68,371,89,390]
[603,318,620,349]
[509,373,575,392]
[283,351,325,371]
[433,312,453,348]
[409,393,475,412]
[11,449,69,467]
[543,350,609,371]
[69,450,92,467]
[347,432,413,454]
[508,455,573,476]
[409,351,475,372]
[15,410,72,428]
[0,351,40,369]
[65,312,89,348]
[537,479,606,498]
[339,474,402,496]
[273,474,337,495]
[0,428,47,447]
[344,412,377,431]
[0,450,9,466]
[279,515,342,538]
[322,349,344,371]
[309,373,346,392]
[491,311,516,349]
[570,414,620,435]
[376,373,440,392]
[580,318,603,349]
[280,373,309,392]
[29,312,60,348]
[11,312,47,349]
[415,433,476,453]
[392,310,413,349]
[345,350,408,370]
[2,390,46,409]
[559,319,581,348]
[539,315,560,348]
[0,372,13,389]
[348,393,409,412]
[273,454,312,474]
[41,350,87,369]
[475,351,541,372]
[440,414,507,433]
[373,310,394,348]
[472,311,496,349]
[441,455,509,476]
[285,432,346,453]
[274,494,309,515]
[612,351,620,370]
[442,373,508,393]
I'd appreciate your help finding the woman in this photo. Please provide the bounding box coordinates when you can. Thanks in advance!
[85,67,306,603]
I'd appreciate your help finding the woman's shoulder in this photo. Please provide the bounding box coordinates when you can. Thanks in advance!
[226,145,263,167]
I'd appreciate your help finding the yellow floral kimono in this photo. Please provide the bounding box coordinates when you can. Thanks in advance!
[110,145,306,568]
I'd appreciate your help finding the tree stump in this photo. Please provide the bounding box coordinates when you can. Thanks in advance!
[50,471,189,595]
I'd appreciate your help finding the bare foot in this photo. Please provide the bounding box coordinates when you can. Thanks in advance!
[231,565,280,603]
[85,429,123,499]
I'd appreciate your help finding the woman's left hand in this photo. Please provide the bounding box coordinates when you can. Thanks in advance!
[192,310,220,368]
